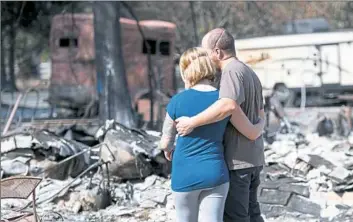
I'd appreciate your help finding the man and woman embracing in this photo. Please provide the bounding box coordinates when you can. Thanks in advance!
[160,28,265,222]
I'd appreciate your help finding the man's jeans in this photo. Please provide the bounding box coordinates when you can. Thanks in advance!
[224,166,264,222]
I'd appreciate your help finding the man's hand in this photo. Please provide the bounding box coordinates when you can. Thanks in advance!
[164,150,174,161]
[175,116,195,136]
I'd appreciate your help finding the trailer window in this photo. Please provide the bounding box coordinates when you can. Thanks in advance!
[59,38,78,48]
[143,40,157,54]
[159,41,170,56]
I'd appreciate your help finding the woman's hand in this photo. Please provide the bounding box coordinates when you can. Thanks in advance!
[164,150,174,161]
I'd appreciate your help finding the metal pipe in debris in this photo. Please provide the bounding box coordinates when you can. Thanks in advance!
[24,161,102,209]
[32,143,115,176]
[32,147,91,177]
[300,69,313,111]
[2,93,23,135]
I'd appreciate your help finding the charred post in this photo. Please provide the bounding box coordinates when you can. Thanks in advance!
[93,1,136,128]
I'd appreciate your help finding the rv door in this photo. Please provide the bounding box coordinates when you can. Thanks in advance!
[318,44,340,85]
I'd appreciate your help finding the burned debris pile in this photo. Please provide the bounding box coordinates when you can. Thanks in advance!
[1,112,353,221]
[257,102,353,221]
[1,119,172,221]
[259,132,353,221]
[1,120,168,181]
[1,130,91,180]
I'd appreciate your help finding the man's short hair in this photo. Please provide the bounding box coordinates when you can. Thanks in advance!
[204,28,235,55]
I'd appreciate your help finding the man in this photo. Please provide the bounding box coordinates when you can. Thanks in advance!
[176,28,265,222]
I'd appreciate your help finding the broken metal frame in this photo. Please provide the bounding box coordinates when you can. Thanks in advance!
[22,143,115,208]
[87,143,113,188]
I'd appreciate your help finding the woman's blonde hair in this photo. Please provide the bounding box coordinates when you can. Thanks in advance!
[179,47,216,87]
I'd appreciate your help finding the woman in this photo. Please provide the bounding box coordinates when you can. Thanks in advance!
[159,47,264,222]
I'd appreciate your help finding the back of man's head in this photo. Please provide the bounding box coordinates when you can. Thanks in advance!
[202,28,236,56]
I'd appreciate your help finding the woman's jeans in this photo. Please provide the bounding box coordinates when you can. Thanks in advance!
[173,182,229,222]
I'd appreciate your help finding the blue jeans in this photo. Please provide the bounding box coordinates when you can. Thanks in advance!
[173,182,229,222]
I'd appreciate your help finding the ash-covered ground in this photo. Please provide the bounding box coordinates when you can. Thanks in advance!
[1,108,353,222]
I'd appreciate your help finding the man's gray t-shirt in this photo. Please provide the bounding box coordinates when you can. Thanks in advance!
[219,59,265,170]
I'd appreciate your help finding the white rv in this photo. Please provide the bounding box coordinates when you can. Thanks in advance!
[235,30,353,106]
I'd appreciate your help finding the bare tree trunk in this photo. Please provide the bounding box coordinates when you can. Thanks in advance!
[93,1,136,127]
[290,2,297,34]
[346,2,353,28]
[189,1,199,45]
[1,31,7,89]
[8,21,17,91]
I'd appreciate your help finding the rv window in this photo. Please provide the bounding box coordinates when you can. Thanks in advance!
[59,38,70,47]
[143,40,157,54]
[59,38,78,48]
[159,41,170,56]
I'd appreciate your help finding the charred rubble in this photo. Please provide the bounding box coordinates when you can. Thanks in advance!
[1,120,169,181]
[1,106,353,222]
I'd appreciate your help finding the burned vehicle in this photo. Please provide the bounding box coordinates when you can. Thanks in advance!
[49,14,177,121]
